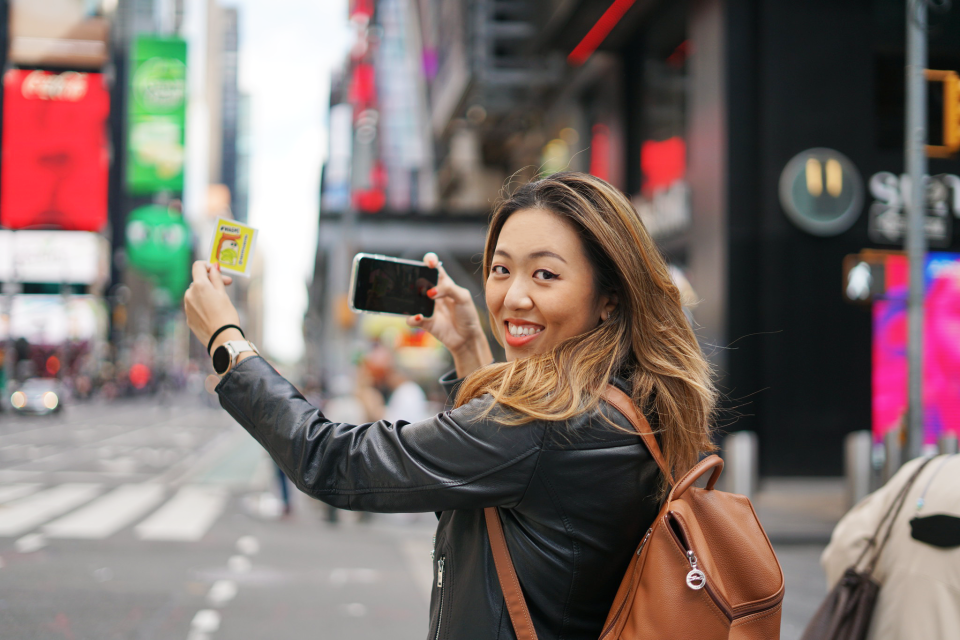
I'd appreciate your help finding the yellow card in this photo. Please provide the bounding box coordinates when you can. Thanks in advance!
[208,218,257,277]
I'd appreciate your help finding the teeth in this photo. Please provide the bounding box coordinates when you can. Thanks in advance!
[508,323,543,337]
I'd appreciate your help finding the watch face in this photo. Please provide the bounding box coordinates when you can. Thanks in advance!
[212,345,230,374]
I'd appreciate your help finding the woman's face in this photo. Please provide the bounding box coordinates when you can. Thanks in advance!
[486,208,614,361]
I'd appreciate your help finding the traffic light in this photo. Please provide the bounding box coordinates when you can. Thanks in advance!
[925,69,960,159]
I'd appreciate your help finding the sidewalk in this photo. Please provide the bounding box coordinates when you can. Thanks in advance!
[752,476,849,640]
[754,476,847,544]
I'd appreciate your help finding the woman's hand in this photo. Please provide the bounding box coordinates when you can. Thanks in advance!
[184,261,240,352]
[407,253,493,378]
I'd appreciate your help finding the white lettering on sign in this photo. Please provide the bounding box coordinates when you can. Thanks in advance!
[633,181,691,240]
[21,71,89,102]
[867,172,960,246]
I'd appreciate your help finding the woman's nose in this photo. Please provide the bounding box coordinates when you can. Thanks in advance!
[503,279,533,310]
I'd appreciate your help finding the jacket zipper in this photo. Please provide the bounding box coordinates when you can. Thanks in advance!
[434,556,445,640]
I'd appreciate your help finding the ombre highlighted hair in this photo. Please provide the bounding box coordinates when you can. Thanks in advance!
[455,172,716,492]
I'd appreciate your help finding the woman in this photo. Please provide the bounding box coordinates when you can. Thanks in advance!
[185,172,716,639]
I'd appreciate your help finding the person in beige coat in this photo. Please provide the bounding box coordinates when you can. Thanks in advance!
[821,454,960,639]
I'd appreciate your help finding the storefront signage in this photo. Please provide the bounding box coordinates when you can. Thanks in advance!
[634,181,691,240]
[636,137,691,240]
[779,148,864,236]
[127,36,187,195]
[0,70,109,231]
[867,172,960,247]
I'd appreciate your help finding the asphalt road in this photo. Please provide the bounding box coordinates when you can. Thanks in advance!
[0,393,829,640]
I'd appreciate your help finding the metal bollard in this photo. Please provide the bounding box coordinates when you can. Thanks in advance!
[883,429,902,482]
[939,433,959,455]
[844,431,873,508]
[722,431,758,500]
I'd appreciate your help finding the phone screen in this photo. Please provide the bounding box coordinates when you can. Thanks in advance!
[351,255,439,317]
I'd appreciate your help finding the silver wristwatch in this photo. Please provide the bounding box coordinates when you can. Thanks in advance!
[212,339,259,376]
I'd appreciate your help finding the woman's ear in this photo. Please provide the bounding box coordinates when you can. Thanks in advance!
[600,294,618,322]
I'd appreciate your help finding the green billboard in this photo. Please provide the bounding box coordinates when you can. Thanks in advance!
[127,36,187,194]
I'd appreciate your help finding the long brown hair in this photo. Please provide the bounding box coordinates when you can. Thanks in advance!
[455,172,716,490]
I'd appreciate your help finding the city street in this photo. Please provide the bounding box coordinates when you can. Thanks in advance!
[0,394,436,640]
[0,392,831,640]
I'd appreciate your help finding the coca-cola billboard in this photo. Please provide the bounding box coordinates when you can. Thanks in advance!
[1,69,110,231]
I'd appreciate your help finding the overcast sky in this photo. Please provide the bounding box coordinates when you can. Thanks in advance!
[222,0,351,363]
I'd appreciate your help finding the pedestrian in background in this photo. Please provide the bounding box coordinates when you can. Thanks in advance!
[184,172,717,639]
[820,454,960,639]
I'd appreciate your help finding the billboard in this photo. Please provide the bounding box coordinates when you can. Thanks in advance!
[0,230,109,285]
[127,37,187,194]
[9,0,110,70]
[873,252,960,444]
[0,70,110,231]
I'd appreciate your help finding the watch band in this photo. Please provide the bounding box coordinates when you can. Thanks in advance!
[207,324,245,355]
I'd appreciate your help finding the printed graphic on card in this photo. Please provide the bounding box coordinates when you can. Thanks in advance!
[208,218,257,277]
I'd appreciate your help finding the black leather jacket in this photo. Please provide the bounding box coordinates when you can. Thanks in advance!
[217,356,662,640]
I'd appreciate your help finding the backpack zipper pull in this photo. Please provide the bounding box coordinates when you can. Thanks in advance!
[685,550,706,590]
[437,557,445,587]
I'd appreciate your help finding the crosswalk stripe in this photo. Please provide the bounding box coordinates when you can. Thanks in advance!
[0,484,42,504]
[43,484,166,539]
[134,486,228,542]
[0,484,101,537]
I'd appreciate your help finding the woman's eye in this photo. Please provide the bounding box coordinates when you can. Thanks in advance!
[491,265,509,276]
[534,269,558,281]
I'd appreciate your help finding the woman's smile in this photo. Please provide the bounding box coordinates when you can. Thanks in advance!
[504,319,545,347]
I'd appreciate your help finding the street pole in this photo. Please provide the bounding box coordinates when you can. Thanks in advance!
[905,0,928,460]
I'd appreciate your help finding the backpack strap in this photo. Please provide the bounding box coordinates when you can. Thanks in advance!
[601,384,673,486]
[484,385,669,640]
[485,507,539,640]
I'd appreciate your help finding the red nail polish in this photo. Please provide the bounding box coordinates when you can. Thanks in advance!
[415,314,423,321]
[427,287,438,298]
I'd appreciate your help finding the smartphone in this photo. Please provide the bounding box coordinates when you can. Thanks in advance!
[349,253,439,317]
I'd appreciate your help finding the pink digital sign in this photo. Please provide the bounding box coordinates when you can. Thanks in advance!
[873,252,960,443]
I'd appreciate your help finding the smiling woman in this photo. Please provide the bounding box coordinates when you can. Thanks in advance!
[186,171,719,640]
[458,172,716,494]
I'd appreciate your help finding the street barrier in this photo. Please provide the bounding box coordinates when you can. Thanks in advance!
[722,431,758,500]
[939,433,959,455]
[883,429,902,482]
[844,430,873,508]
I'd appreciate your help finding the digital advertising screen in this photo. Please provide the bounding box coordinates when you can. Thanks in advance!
[127,36,187,195]
[873,252,960,444]
[0,70,110,231]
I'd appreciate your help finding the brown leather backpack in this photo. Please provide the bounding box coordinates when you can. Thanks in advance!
[485,385,785,640]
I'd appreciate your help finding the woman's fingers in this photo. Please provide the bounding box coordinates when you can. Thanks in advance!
[422,252,470,303]
[207,264,227,291]
[192,260,210,285]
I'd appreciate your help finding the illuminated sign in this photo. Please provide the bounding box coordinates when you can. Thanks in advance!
[867,172,960,247]
[127,36,187,194]
[873,252,960,444]
[0,70,109,231]
[9,0,110,70]
[0,230,108,285]
[778,148,864,236]
[634,137,690,240]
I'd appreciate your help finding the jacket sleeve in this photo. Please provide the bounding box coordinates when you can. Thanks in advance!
[216,356,545,513]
